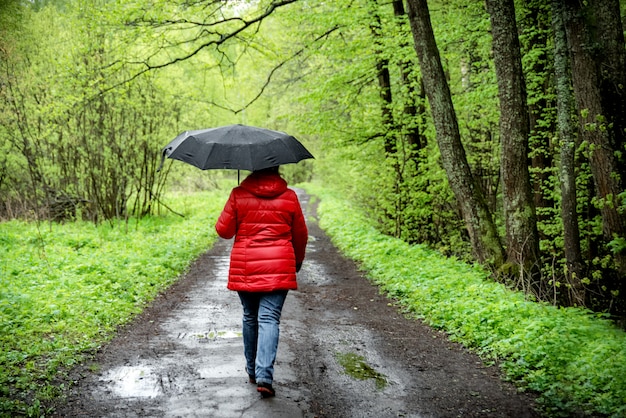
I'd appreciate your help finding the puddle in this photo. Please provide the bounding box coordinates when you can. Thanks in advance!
[335,352,388,389]
[197,362,242,379]
[101,365,162,398]
[178,329,241,341]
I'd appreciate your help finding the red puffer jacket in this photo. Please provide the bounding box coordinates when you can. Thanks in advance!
[215,171,308,292]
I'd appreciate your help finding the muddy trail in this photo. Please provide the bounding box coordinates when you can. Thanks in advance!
[51,190,540,417]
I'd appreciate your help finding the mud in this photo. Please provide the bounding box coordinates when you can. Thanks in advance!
[51,190,540,417]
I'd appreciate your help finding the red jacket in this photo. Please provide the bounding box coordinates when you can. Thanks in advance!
[215,171,308,292]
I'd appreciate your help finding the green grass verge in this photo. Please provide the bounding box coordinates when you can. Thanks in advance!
[305,182,626,418]
[0,190,229,416]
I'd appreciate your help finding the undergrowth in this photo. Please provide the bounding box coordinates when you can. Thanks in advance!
[305,182,626,418]
[3,183,625,417]
[0,190,228,416]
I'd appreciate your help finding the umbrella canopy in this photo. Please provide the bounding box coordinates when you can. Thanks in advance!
[159,124,314,172]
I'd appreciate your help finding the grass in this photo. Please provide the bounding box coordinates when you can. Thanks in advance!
[304,182,626,418]
[3,183,626,417]
[0,189,229,416]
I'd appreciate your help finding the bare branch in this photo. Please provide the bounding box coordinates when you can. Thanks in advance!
[234,25,341,113]
[99,0,299,96]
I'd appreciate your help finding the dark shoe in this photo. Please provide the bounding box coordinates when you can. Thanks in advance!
[248,374,256,384]
[257,382,275,398]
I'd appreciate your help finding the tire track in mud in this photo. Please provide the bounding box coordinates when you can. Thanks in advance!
[52,189,539,418]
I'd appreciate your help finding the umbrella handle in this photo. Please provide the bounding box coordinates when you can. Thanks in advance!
[157,148,168,172]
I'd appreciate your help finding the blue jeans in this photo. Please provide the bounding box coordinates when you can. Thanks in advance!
[237,290,288,385]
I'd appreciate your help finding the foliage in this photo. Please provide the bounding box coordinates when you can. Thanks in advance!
[0,2,175,221]
[274,0,626,314]
[0,0,255,222]
[306,182,626,417]
[1,0,625,370]
[265,0,500,257]
[0,190,228,416]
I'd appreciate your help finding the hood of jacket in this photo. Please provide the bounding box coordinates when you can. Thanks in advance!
[239,171,288,198]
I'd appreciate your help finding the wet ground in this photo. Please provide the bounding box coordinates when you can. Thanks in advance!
[51,190,540,417]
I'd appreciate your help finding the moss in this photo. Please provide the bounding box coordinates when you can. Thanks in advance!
[335,352,387,389]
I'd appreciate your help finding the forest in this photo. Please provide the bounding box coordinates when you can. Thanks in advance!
[2,0,626,415]
[1,0,625,322]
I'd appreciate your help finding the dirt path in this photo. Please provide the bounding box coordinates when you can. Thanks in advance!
[52,190,540,417]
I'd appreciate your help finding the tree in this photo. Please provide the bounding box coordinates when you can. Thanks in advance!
[391,0,424,156]
[517,1,557,242]
[485,0,540,284]
[563,0,626,305]
[594,0,626,184]
[405,0,505,266]
[551,0,586,305]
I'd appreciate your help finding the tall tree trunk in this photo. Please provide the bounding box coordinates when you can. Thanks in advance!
[563,0,626,278]
[405,0,505,266]
[593,0,626,290]
[367,0,395,158]
[594,0,626,183]
[552,0,586,306]
[518,2,554,237]
[369,0,401,237]
[485,0,540,281]
[392,0,425,155]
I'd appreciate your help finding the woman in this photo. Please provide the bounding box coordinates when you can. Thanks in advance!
[215,166,308,398]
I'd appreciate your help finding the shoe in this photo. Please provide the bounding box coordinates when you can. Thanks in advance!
[248,374,256,384]
[257,382,275,398]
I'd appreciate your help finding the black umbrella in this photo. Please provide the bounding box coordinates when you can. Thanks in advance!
[159,124,314,172]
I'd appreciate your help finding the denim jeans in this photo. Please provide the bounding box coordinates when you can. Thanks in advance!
[237,290,288,385]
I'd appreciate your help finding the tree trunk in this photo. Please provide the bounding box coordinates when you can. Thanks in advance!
[552,0,586,306]
[594,0,626,183]
[518,2,554,237]
[405,0,505,266]
[392,0,425,155]
[485,0,540,281]
[563,0,626,277]
[367,0,395,157]
[369,0,401,237]
[375,46,395,157]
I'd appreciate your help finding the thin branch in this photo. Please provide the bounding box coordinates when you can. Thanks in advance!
[234,25,341,113]
[99,0,299,95]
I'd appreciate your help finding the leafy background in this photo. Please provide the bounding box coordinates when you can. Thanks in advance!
[2,0,626,416]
